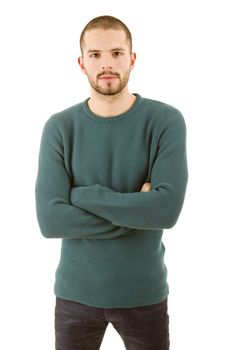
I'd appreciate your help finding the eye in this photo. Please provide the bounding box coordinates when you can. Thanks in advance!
[113,51,123,56]
[90,53,100,58]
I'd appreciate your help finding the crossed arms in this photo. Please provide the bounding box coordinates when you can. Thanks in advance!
[35,107,188,239]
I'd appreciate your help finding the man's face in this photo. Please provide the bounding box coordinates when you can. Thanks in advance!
[78,29,136,96]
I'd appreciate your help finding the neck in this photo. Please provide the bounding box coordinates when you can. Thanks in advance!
[87,88,136,117]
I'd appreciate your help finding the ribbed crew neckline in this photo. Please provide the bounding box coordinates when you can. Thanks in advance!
[82,93,142,122]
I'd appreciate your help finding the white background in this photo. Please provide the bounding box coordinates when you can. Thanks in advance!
[1,0,232,349]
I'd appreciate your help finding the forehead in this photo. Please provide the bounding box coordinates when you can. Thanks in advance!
[82,29,128,52]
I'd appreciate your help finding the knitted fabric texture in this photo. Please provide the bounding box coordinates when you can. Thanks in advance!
[35,93,188,308]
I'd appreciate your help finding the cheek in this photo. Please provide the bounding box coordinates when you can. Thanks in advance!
[86,62,100,73]
[83,63,97,77]
[118,59,131,70]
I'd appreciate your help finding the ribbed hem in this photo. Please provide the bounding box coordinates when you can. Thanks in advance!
[54,284,169,309]
[82,93,143,122]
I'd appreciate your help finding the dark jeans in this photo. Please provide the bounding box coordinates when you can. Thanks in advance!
[55,296,170,350]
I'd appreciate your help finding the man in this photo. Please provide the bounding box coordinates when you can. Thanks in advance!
[35,15,188,350]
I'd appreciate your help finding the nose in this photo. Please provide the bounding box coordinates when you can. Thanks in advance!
[101,53,113,70]
[102,62,113,70]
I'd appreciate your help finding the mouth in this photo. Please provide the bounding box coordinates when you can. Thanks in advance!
[100,77,117,81]
[99,75,119,80]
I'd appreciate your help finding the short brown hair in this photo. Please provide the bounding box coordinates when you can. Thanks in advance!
[79,15,132,55]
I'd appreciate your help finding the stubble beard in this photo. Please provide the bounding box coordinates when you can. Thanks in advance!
[87,69,131,96]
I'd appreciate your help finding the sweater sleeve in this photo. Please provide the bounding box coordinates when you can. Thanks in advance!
[35,117,137,239]
[70,107,188,230]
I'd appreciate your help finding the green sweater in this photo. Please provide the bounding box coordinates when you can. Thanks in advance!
[35,93,188,308]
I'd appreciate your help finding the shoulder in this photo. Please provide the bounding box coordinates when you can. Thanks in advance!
[141,95,186,128]
[142,95,183,117]
[44,101,83,131]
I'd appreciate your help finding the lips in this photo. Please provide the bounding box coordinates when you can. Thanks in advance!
[99,75,118,79]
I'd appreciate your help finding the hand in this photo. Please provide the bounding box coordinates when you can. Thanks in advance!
[140,182,152,192]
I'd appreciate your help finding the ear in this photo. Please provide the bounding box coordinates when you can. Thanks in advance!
[78,56,87,75]
[130,52,136,70]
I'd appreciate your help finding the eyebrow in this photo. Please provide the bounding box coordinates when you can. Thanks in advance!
[87,47,126,54]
